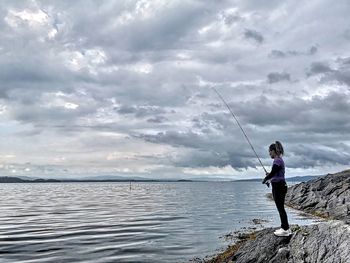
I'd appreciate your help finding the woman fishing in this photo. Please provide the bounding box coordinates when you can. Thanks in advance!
[262,141,291,237]
[212,89,291,236]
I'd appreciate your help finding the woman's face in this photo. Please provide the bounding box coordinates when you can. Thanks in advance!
[269,149,276,159]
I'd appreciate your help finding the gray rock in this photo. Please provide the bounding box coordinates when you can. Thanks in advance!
[231,227,292,263]
[228,170,350,263]
[285,169,350,222]
[232,221,350,263]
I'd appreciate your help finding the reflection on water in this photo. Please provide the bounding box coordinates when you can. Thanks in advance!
[0,182,319,262]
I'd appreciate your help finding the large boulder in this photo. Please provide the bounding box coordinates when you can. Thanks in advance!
[285,169,350,223]
[231,221,350,263]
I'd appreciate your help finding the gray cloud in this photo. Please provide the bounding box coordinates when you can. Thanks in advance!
[134,130,259,170]
[307,58,350,86]
[147,116,169,123]
[222,13,242,26]
[133,90,350,170]
[307,61,333,76]
[0,0,349,179]
[269,50,286,58]
[58,1,231,52]
[171,149,257,170]
[234,91,350,133]
[288,143,350,168]
[309,46,318,55]
[115,105,168,118]
[268,45,318,59]
[244,29,264,44]
[267,72,291,83]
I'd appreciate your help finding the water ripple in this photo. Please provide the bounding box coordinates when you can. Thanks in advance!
[0,182,319,262]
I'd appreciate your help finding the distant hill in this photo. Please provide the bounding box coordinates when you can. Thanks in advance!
[16,176,39,181]
[287,175,322,182]
[177,179,193,182]
[0,176,60,183]
[0,176,192,183]
[0,176,27,183]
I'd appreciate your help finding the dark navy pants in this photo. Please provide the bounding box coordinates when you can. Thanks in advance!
[272,181,290,230]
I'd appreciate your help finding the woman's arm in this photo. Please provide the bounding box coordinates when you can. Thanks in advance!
[262,164,282,183]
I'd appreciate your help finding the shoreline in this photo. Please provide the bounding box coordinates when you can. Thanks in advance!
[201,204,324,263]
[202,169,350,262]
[191,197,323,263]
[204,217,324,263]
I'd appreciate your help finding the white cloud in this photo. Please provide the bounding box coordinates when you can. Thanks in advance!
[61,48,107,74]
[5,8,49,28]
[183,165,234,176]
[126,62,153,74]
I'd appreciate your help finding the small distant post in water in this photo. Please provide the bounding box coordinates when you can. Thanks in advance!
[129,181,131,191]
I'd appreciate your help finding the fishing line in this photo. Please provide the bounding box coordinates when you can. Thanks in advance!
[212,87,269,187]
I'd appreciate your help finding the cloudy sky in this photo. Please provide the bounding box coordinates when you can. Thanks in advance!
[0,0,349,180]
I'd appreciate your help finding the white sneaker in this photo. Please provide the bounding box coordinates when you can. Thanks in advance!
[274,228,292,237]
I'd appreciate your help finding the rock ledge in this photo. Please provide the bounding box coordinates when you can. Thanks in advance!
[207,169,350,263]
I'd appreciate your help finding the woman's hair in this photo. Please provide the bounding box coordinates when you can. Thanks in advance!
[269,141,284,156]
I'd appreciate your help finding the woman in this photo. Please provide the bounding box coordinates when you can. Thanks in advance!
[262,141,291,237]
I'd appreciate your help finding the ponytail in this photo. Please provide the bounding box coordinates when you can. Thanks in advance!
[269,141,284,156]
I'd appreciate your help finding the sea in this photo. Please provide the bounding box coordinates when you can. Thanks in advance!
[0,181,320,263]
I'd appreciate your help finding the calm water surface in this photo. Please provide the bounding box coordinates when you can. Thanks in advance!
[0,182,319,262]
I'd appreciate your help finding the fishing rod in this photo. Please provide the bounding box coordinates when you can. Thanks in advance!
[212,87,269,187]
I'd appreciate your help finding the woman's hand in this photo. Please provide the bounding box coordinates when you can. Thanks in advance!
[262,173,270,184]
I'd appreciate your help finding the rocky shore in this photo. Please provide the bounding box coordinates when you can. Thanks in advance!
[207,169,350,263]
[285,169,350,223]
